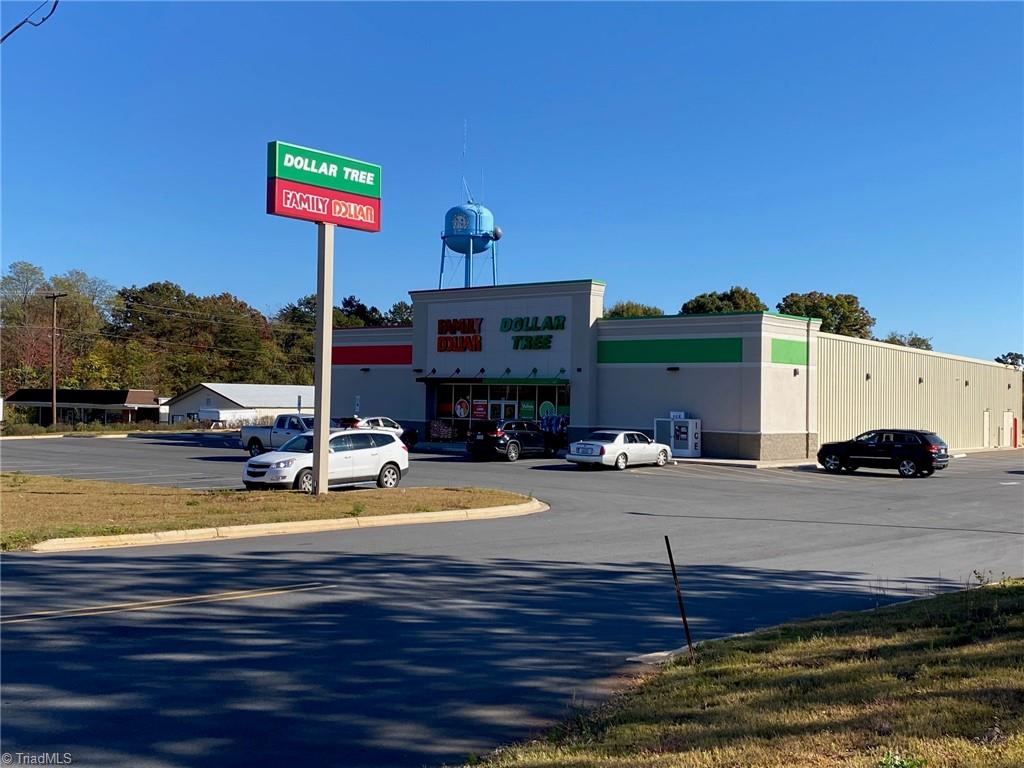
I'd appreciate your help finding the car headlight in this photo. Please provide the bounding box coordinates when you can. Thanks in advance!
[271,458,296,469]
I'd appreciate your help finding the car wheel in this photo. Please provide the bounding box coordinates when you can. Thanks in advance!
[821,453,843,473]
[655,449,668,467]
[294,468,314,494]
[248,439,264,457]
[898,459,918,478]
[506,442,520,462]
[615,453,628,471]
[377,463,401,488]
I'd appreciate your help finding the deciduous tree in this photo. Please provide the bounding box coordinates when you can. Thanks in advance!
[604,300,664,319]
[680,286,767,314]
[777,292,875,338]
[880,331,933,350]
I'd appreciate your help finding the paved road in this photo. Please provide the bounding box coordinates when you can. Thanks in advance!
[0,432,244,488]
[2,438,1022,767]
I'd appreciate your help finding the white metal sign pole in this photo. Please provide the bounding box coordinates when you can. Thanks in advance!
[312,221,335,495]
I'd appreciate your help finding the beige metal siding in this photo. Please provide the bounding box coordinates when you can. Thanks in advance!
[818,333,1022,449]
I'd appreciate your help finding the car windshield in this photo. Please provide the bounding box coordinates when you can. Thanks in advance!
[279,435,314,453]
[584,432,619,443]
[854,432,876,442]
[301,418,314,429]
[923,433,946,445]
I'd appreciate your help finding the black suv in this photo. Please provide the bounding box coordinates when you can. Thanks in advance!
[817,429,949,478]
[466,420,557,462]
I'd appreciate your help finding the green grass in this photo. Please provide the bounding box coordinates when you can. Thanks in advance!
[0,472,530,550]
[476,580,1024,768]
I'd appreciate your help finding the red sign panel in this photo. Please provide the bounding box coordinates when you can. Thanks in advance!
[332,345,412,365]
[267,178,381,232]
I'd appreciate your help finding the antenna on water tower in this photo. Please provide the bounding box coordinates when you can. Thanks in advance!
[439,120,502,289]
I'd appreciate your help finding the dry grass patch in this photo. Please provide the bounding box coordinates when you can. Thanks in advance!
[477,580,1024,768]
[0,472,528,550]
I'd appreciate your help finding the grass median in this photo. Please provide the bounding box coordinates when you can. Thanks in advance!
[479,579,1023,768]
[0,472,529,551]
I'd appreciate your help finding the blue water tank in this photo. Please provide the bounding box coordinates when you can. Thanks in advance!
[443,203,501,254]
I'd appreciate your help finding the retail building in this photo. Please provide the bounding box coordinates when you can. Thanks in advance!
[331,280,1020,458]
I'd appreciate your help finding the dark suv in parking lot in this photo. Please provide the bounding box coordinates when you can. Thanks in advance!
[817,429,949,478]
[466,420,557,462]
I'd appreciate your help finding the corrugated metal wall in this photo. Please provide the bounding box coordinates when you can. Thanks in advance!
[818,333,1022,449]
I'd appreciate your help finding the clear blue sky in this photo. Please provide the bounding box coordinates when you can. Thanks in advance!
[2,1,1021,360]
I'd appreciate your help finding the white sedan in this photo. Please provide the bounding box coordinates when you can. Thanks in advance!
[243,429,409,492]
[567,430,671,470]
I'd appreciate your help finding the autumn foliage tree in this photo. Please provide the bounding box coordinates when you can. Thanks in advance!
[776,291,875,338]
[680,286,767,315]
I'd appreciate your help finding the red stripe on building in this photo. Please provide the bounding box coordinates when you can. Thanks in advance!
[332,345,413,365]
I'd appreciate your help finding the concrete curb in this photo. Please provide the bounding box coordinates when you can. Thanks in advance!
[29,499,549,553]
[1,430,238,441]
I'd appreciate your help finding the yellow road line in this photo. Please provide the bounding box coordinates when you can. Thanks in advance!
[1,582,330,625]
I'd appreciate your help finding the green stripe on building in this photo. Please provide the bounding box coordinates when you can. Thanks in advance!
[598,338,743,364]
[771,338,808,365]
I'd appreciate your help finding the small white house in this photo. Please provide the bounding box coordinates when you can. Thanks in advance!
[165,383,316,425]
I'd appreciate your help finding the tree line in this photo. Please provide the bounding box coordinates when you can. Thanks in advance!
[604,286,935,350]
[0,261,411,398]
[4,263,1020,401]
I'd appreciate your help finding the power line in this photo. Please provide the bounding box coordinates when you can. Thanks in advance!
[2,324,318,363]
[1,0,59,45]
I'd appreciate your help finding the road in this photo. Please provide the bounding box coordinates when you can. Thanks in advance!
[2,436,1022,767]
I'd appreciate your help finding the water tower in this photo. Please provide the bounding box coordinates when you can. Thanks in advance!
[439,202,502,288]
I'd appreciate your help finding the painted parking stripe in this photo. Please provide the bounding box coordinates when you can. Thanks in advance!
[1,582,331,625]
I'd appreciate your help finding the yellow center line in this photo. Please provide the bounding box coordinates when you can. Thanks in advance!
[1,582,330,625]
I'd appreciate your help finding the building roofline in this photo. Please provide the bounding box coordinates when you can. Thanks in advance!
[598,310,820,323]
[163,383,245,409]
[819,332,1020,369]
[410,279,605,296]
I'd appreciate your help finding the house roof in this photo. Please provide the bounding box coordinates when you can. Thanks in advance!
[165,383,316,409]
[5,389,159,407]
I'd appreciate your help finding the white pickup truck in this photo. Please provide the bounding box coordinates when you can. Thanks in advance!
[240,413,315,456]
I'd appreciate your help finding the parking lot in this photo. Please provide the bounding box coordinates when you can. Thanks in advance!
[2,434,1022,767]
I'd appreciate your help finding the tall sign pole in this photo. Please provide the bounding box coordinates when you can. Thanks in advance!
[313,223,335,495]
[45,291,68,427]
[266,141,381,495]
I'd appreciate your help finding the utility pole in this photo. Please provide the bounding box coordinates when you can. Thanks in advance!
[45,292,67,427]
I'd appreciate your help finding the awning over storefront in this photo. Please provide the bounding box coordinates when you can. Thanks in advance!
[414,376,567,385]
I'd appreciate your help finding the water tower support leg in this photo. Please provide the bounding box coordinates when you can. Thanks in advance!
[465,238,473,288]
[492,240,497,286]
[438,239,446,289]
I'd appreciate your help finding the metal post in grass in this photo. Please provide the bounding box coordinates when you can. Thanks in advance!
[664,535,696,664]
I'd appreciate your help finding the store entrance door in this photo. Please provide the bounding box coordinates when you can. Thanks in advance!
[489,401,517,421]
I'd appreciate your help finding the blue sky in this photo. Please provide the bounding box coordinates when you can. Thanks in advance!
[2,1,1021,360]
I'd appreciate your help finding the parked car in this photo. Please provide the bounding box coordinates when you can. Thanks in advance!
[817,429,949,478]
[240,413,314,457]
[566,430,671,470]
[333,416,404,437]
[466,420,558,462]
[242,429,409,492]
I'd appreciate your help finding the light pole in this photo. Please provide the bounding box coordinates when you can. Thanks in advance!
[44,292,67,427]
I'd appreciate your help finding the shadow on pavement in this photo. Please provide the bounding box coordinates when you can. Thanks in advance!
[0,552,953,768]
[128,433,241,450]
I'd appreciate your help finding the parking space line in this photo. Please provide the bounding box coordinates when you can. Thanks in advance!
[1,582,331,625]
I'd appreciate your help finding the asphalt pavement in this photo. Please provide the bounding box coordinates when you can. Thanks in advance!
[1,436,1022,767]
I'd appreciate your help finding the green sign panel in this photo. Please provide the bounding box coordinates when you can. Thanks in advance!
[268,141,381,199]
